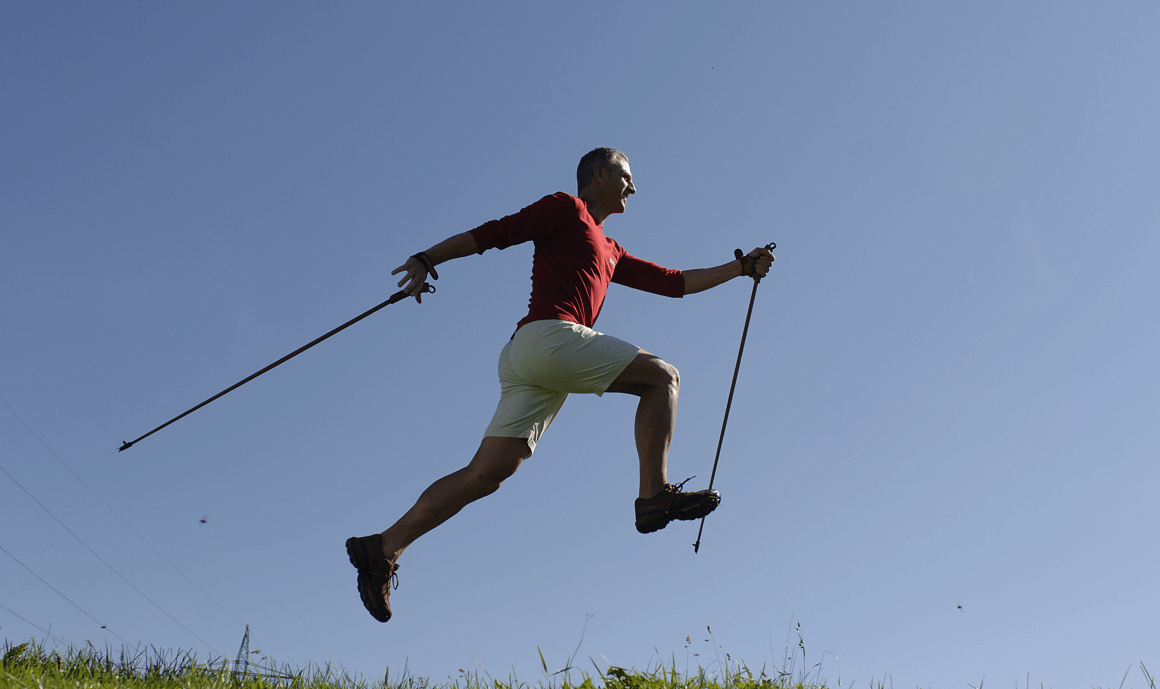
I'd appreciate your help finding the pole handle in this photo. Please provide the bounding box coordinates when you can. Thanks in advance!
[735,243,776,282]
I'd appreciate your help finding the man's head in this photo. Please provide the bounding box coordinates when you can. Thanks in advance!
[577,147,629,194]
[576,147,635,223]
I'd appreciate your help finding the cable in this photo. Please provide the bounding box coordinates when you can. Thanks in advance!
[0,601,68,644]
[0,544,130,647]
[0,462,218,654]
[1,394,245,626]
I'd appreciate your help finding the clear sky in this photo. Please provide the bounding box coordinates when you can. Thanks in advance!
[3,2,1158,687]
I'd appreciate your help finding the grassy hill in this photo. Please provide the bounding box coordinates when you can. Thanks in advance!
[1,638,838,689]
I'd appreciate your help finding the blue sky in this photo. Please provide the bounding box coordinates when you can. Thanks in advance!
[2,2,1158,687]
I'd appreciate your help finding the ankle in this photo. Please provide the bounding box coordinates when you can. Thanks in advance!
[639,483,670,500]
[377,534,403,562]
[639,485,664,500]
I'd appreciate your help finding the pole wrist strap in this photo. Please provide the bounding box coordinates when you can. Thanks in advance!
[412,252,439,280]
[734,249,754,277]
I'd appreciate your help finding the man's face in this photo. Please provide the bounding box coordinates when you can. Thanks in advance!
[600,157,636,214]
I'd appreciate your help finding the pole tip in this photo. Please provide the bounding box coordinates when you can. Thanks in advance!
[693,541,701,554]
[118,441,133,452]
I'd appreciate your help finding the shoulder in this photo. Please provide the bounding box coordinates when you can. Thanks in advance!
[514,192,587,224]
[533,192,584,213]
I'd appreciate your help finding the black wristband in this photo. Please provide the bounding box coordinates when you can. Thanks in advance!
[412,252,439,280]
[734,248,754,277]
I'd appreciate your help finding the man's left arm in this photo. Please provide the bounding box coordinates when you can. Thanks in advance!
[683,246,775,295]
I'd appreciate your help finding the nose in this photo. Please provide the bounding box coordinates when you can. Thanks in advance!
[627,181,636,195]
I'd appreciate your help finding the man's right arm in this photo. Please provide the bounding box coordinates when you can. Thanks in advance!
[391,231,480,302]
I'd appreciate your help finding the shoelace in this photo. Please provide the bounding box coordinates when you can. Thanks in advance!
[666,476,697,493]
[370,563,400,590]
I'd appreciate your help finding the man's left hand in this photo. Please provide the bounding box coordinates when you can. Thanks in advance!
[742,246,775,279]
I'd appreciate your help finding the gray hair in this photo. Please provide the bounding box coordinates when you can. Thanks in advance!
[576,147,627,193]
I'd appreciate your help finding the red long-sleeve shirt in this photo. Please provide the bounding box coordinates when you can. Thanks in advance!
[469,193,685,330]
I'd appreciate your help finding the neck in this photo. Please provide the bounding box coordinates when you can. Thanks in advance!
[580,192,613,226]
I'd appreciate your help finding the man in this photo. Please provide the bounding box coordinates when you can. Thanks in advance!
[346,148,773,622]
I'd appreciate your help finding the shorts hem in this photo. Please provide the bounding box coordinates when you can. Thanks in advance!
[481,431,537,453]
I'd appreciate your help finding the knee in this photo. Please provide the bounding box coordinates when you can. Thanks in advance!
[654,358,680,394]
[468,438,530,493]
[479,459,521,487]
[634,356,679,398]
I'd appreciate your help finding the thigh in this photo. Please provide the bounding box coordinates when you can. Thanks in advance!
[483,378,568,453]
[509,320,640,396]
[605,351,678,396]
[483,334,569,452]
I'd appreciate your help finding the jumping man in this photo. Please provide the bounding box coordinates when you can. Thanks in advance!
[346,148,774,622]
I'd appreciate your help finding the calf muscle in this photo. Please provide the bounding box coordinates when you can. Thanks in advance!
[607,352,679,499]
[378,437,530,560]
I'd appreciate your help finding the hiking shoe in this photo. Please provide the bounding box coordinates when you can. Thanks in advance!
[634,480,720,534]
[346,534,399,622]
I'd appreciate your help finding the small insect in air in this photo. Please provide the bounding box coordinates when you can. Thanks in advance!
[200,516,208,524]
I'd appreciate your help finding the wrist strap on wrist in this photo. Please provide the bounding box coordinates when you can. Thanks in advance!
[734,249,754,277]
[412,252,439,280]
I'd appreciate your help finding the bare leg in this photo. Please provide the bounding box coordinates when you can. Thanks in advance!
[378,436,531,561]
[605,351,680,500]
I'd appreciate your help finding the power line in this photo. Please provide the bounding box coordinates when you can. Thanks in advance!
[0,601,67,644]
[0,543,130,647]
[0,461,219,654]
[0,394,245,626]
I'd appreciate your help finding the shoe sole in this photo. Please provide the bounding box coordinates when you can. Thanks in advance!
[346,536,393,623]
[346,536,376,571]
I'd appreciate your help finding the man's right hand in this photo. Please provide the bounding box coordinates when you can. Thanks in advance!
[391,256,430,303]
[388,233,477,303]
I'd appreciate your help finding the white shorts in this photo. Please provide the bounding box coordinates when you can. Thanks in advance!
[483,319,641,452]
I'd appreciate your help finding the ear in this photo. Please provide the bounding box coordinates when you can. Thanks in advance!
[592,164,610,186]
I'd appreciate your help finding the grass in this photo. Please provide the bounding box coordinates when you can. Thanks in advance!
[0,634,839,689]
[6,635,1156,689]
[2,638,355,689]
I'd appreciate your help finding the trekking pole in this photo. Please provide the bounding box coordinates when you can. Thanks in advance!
[119,282,435,452]
[693,242,775,553]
